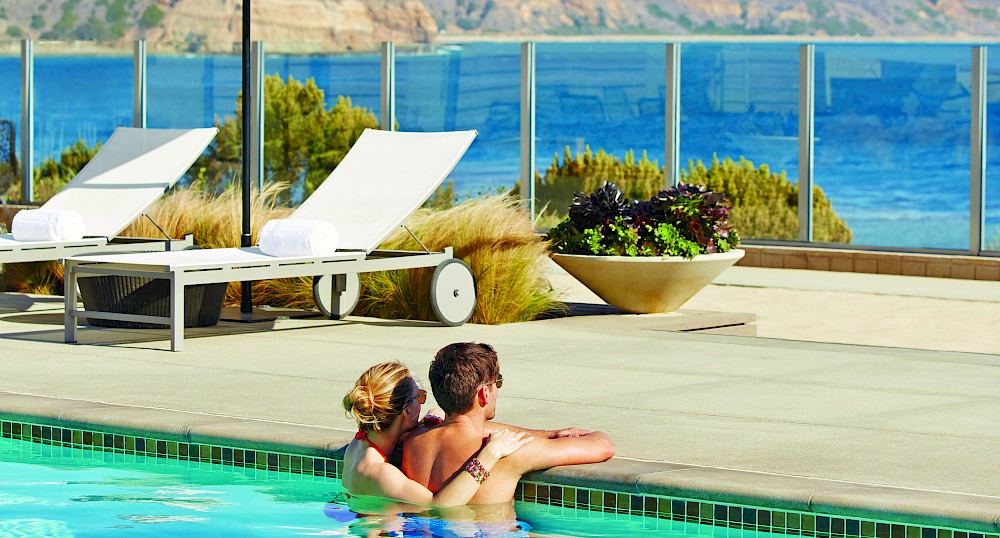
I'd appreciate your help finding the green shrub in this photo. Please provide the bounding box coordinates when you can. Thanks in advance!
[139,5,164,28]
[682,155,852,243]
[2,139,101,204]
[197,75,379,202]
[535,146,663,219]
[533,148,852,243]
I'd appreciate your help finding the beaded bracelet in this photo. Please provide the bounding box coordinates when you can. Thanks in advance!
[463,458,490,484]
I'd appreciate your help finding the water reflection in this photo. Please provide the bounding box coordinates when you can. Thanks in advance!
[326,493,530,537]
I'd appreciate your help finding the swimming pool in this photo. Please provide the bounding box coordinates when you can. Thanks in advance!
[0,435,687,536]
[1,422,993,538]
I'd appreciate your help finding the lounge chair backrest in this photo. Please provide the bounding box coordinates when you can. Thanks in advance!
[40,127,218,238]
[291,129,476,253]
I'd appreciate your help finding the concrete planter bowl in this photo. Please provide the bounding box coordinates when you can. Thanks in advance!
[551,249,745,314]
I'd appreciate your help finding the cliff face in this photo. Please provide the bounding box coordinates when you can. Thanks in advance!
[0,0,439,52]
[424,0,1000,38]
[149,0,437,51]
[0,0,997,53]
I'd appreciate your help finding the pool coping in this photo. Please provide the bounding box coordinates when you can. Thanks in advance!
[1,391,997,534]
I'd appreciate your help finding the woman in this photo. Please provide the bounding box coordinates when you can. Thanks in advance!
[342,361,532,506]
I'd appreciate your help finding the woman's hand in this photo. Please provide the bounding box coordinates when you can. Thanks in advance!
[480,429,534,460]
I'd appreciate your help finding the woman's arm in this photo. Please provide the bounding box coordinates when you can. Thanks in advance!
[372,429,532,507]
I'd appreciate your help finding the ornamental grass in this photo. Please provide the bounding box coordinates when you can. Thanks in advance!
[119,183,294,306]
[354,193,563,324]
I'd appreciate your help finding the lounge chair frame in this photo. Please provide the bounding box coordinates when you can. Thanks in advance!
[0,235,193,264]
[63,129,480,352]
[63,247,462,351]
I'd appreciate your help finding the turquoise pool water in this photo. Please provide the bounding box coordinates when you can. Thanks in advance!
[0,435,761,537]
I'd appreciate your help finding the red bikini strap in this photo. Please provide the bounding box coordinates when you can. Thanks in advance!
[355,430,389,462]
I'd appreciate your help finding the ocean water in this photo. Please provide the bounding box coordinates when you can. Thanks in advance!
[0,41,997,250]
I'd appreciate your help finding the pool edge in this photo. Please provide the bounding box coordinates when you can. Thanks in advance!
[1,390,997,534]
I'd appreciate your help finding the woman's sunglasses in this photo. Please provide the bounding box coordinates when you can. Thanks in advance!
[406,389,427,405]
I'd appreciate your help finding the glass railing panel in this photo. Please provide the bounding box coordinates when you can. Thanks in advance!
[985,47,1000,252]
[396,42,521,203]
[0,41,20,201]
[148,45,240,130]
[535,42,666,223]
[679,43,800,241]
[266,49,380,118]
[814,44,971,249]
[35,41,133,202]
[148,44,240,192]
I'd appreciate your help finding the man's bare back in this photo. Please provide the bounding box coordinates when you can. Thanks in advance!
[402,417,614,504]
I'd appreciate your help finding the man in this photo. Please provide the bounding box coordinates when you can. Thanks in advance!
[401,342,615,504]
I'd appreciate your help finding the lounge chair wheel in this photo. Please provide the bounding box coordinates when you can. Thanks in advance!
[312,273,360,320]
[430,259,476,326]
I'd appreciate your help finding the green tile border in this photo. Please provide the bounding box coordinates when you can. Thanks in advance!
[512,480,998,538]
[3,417,994,538]
[1,419,342,479]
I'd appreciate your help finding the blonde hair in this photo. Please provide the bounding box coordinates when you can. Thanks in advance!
[343,361,415,432]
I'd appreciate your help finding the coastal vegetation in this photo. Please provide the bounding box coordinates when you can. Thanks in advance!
[195,74,379,202]
[534,147,853,243]
[2,140,101,204]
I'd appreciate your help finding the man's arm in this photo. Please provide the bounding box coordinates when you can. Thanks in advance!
[503,431,615,475]
[485,421,592,439]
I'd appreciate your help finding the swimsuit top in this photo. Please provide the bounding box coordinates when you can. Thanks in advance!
[355,430,389,462]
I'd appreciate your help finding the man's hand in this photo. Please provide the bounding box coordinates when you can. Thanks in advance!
[552,427,592,438]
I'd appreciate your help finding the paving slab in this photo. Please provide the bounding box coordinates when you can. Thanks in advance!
[0,265,999,529]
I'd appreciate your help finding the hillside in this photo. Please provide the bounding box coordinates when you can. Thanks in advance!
[0,0,997,53]
[0,0,438,52]
[423,0,1000,38]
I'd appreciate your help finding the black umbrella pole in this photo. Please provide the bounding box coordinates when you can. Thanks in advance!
[240,0,253,314]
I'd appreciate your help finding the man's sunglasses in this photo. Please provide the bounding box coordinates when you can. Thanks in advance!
[479,374,503,390]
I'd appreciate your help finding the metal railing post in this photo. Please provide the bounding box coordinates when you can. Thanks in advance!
[20,39,33,203]
[970,45,987,255]
[380,42,395,131]
[520,42,536,221]
[665,43,681,188]
[251,40,265,191]
[798,44,815,242]
[133,40,146,128]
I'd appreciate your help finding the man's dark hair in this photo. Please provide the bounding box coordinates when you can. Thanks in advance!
[429,342,500,415]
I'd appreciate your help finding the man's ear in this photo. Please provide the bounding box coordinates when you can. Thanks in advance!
[476,385,490,407]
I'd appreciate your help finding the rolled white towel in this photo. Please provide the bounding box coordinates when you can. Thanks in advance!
[11,208,86,241]
[258,218,339,257]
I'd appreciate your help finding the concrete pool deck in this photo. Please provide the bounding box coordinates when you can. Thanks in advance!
[0,263,998,530]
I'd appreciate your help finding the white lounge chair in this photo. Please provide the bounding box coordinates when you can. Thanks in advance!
[0,127,218,264]
[64,129,479,351]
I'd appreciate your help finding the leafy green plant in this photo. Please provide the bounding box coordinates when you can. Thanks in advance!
[547,181,740,259]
